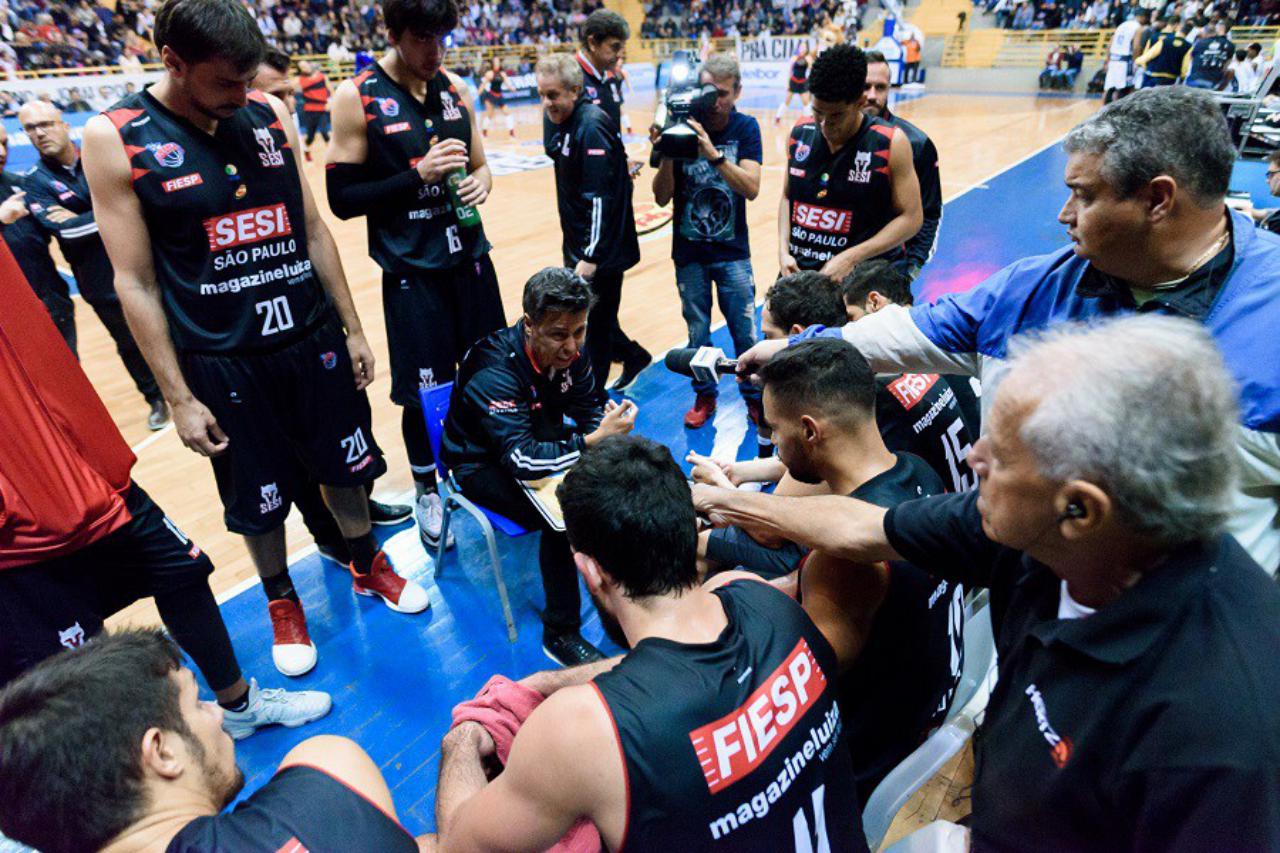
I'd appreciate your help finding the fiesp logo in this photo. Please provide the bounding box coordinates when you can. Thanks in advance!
[203,203,292,251]
[792,201,853,234]
[886,373,940,410]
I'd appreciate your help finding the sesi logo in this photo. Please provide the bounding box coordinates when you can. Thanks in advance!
[792,202,852,234]
[203,203,292,251]
[886,373,940,410]
[688,637,827,794]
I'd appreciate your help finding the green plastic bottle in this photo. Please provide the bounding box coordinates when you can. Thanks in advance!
[447,168,482,228]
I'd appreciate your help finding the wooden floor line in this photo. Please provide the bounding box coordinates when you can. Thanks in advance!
[942,132,1067,205]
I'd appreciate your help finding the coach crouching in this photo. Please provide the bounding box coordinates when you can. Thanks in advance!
[695,315,1280,850]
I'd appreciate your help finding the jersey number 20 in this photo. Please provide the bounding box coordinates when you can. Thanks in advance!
[256,296,295,337]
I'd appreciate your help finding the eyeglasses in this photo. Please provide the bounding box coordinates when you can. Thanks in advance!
[21,120,59,135]
[1268,169,1280,178]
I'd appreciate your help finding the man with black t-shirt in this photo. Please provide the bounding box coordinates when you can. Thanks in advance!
[861,51,942,278]
[779,44,921,280]
[19,100,169,430]
[328,0,506,552]
[1186,19,1234,89]
[435,436,864,851]
[537,54,640,399]
[83,0,427,680]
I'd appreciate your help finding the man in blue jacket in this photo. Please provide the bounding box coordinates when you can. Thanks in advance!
[740,86,1280,575]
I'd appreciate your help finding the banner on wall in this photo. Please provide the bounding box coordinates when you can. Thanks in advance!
[735,35,814,64]
[0,71,161,113]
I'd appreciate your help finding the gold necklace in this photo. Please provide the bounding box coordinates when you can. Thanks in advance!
[1149,229,1230,290]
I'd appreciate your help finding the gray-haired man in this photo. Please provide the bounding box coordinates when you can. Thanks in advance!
[697,314,1280,850]
[652,53,763,430]
[737,86,1280,575]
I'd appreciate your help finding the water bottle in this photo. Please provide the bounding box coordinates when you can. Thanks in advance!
[447,168,482,228]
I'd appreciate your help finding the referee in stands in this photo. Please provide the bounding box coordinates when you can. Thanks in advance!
[741,86,1280,576]
[699,315,1280,850]
[537,53,640,400]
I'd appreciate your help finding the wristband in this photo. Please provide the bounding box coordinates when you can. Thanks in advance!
[710,154,727,167]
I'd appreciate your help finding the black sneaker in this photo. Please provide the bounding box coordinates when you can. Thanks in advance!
[368,498,412,526]
[609,346,652,391]
[542,630,606,667]
[147,399,171,431]
[316,541,351,565]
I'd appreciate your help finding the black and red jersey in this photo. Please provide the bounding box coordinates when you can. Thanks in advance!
[876,373,976,494]
[297,71,330,113]
[351,63,490,273]
[591,579,864,851]
[786,116,902,270]
[790,55,810,85]
[103,89,327,354]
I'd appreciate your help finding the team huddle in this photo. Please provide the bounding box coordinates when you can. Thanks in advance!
[2,0,1280,850]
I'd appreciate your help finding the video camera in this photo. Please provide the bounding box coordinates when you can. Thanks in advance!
[652,50,719,161]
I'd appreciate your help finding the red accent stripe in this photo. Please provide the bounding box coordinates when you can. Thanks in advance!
[589,683,630,853]
[247,89,269,104]
[103,107,145,130]
[130,167,151,182]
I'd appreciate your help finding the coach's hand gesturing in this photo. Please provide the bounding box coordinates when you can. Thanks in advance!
[585,399,637,446]
[174,398,229,457]
[346,330,376,390]
[416,138,469,184]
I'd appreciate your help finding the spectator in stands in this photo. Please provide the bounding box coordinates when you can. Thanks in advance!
[1040,43,1068,88]
[1247,149,1280,233]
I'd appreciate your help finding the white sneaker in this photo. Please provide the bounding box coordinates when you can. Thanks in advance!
[221,678,332,741]
[415,492,454,550]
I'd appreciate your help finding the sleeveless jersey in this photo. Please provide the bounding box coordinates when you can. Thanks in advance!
[488,70,505,95]
[786,116,901,271]
[1110,19,1140,58]
[790,55,810,85]
[104,89,327,353]
[298,72,330,112]
[876,373,976,494]
[592,580,864,852]
[353,63,490,272]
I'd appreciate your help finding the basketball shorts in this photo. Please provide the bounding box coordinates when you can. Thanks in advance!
[181,313,386,536]
[301,110,326,135]
[0,484,213,687]
[382,253,507,409]
[789,78,808,94]
[480,90,504,106]
[1104,58,1133,90]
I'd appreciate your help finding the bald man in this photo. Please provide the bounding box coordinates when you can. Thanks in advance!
[19,100,169,430]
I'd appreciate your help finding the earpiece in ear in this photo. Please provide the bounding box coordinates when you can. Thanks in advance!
[1059,502,1085,522]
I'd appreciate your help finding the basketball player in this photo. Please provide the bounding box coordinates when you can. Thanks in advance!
[1137,19,1195,86]
[18,100,170,430]
[0,240,329,739]
[296,59,332,159]
[82,0,429,679]
[479,56,514,138]
[861,51,942,278]
[775,41,812,125]
[1104,9,1149,103]
[610,52,633,135]
[434,436,865,851]
[328,0,506,551]
[779,44,922,280]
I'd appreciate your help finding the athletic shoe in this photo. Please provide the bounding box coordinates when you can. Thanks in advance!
[543,630,605,667]
[509,129,516,138]
[315,541,351,566]
[350,551,430,613]
[268,599,318,677]
[222,678,332,741]
[683,393,717,429]
[147,399,171,431]
[304,150,313,162]
[610,346,652,391]
[415,492,455,550]
[368,498,412,526]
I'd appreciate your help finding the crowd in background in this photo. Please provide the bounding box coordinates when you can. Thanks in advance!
[982,0,1280,31]
[641,0,857,38]
[0,0,604,72]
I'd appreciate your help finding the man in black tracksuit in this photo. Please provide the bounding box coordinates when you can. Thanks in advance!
[441,268,637,666]
[538,54,640,402]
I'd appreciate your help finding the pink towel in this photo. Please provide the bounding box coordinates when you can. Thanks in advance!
[450,675,602,853]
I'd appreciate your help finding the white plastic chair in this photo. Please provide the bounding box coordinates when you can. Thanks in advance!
[861,590,997,851]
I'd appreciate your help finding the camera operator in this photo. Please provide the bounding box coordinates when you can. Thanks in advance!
[537,54,640,401]
[652,53,763,430]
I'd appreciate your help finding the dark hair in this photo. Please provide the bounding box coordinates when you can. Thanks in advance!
[759,338,877,423]
[841,259,914,308]
[153,0,265,74]
[1249,41,1263,51]
[807,43,867,104]
[0,631,193,853]
[1137,9,1150,19]
[522,266,594,322]
[863,49,887,66]
[262,47,291,74]
[383,0,458,39]
[766,271,847,330]
[558,436,698,598]
[582,9,629,45]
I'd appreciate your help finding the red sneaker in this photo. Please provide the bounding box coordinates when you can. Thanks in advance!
[268,599,317,677]
[303,150,312,162]
[350,552,430,614]
[683,393,718,429]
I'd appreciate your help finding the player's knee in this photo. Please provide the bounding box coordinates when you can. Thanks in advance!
[280,735,397,816]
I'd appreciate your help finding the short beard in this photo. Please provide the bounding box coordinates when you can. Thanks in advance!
[590,591,631,650]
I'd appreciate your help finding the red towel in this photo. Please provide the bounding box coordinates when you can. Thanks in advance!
[450,676,602,853]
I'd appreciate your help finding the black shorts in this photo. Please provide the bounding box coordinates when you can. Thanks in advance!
[181,314,386,535]
[0,484,213,687]
[382,253,507,408]
[480,90,504,105]
[789,79,808,94]
[706,524,806,580]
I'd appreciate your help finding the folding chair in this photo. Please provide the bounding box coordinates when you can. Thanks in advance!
[861,590,997,851]
[420,382,521,642]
